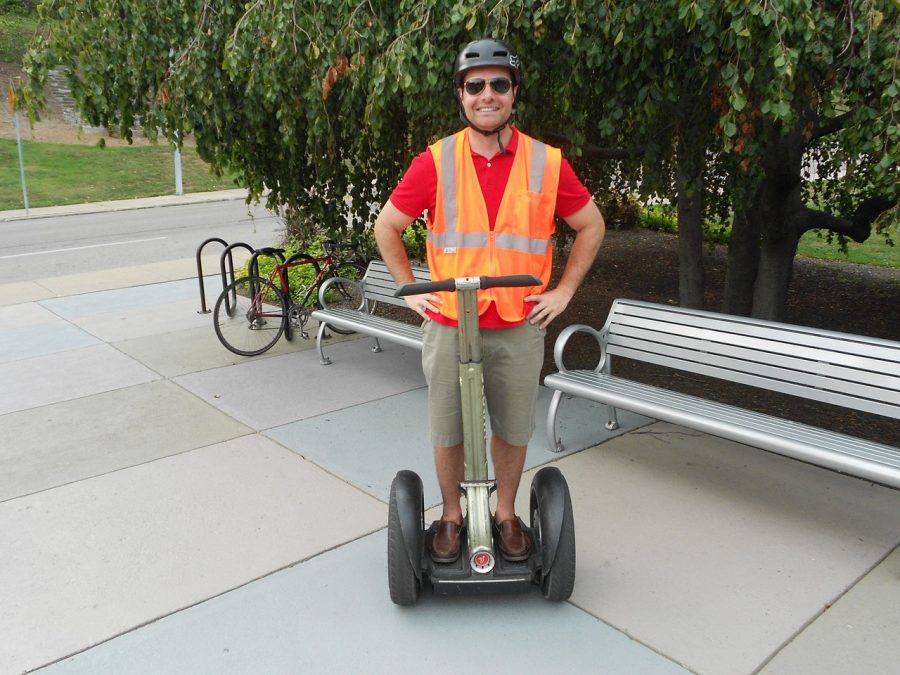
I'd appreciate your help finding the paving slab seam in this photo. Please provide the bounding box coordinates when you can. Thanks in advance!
[749,539,900,675]
[0,432,259,506]
[566,598,700,674]
[35,273,207,305]
[27,524,391,674]
[258,429,396,508]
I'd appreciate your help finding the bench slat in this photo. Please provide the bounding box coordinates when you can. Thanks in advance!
[611,300,900,363]
[545,371,900,488]
[607,332,900,409]
[609,321,900,390]
[548,371,900,462]
[609,316,900,372]
[607,341,899,418]
[360,262,431,306]
[545,297,900,489]
[312,260,428,363]
[312,308,423,350]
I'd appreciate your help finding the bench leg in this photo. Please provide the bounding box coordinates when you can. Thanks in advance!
[315,322,332,365]
[370,337,383,354]
[546,390,566,454]
[605,405,619,431]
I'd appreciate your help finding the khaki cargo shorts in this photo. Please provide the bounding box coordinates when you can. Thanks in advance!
[421,320,545,448]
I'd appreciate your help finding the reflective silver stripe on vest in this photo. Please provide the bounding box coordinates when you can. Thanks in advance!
[529,140,547,192]
[428,230,490,249]
[440,135,458,233]
[429,133,550,254]
[495,232,550,255]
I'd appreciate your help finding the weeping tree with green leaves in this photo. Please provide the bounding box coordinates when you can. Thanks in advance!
[20,1,897,320]
[547,1,898,318]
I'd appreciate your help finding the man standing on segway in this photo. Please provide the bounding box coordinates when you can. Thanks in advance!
[375,38,605,565]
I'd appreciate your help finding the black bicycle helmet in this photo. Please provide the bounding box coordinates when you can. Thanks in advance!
[453,38,522,152]
[453,38,522,88]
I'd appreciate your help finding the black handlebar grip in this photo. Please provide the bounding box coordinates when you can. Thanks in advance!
[479,274,542,289]
[395,274,541,297]
[395,278,457,297]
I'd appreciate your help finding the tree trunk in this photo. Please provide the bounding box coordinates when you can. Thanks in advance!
[676,140,705,309]
[752,232,800,320]
[723,190,761,316]
[725,127,805,321]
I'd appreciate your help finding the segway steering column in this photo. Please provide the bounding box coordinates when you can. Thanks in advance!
[397,275,541,574]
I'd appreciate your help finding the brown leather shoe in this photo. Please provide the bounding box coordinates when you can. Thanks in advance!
[431,518,462,563]
[496,517,530,561]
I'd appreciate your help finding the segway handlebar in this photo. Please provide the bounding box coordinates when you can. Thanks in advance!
[395,274,542,297]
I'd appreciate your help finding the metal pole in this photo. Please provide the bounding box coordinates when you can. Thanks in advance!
[174,144,184,195]
[9,85,29,213]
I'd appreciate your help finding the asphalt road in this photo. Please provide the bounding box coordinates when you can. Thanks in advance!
[0,200,282,283]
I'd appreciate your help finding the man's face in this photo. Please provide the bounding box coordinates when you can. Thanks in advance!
[457,65,518,132]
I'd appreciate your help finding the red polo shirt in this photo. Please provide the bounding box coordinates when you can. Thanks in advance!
[389,128,591,328]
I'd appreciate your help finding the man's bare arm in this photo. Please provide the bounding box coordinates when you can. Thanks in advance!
[525,199,605,329]
[373,200,441,319]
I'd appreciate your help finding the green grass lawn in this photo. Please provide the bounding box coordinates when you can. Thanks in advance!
[1,139,239,210]
[0,11,41,62]
[797,226,898,268]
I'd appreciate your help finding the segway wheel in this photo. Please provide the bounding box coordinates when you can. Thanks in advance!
[530,467,576,601]
[387,470,424,605]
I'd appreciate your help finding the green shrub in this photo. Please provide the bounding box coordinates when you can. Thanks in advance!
[402,219,428,262]
[639,204,678,233]
[638,204,732,245]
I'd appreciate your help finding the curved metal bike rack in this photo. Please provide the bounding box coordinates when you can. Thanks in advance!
[216,242,256,314]
[195,237,228,314]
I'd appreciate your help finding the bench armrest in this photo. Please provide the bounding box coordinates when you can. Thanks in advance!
[552,324,606,373]
[318,276,367,311]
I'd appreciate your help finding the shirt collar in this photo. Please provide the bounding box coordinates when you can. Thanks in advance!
[466,127,518,160]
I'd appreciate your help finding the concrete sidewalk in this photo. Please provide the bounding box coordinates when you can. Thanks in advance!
[0,188,253,222]
[1,204,899,673]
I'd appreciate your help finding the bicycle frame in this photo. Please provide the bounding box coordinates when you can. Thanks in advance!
[225,242,357,319]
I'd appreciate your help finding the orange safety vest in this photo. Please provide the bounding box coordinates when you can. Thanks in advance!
[427,129,561,322]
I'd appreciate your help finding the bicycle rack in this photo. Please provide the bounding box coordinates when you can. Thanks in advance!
[212,242,255,316]
[196,238,263,314]
[248,247,286,277]
[196,237,229,314]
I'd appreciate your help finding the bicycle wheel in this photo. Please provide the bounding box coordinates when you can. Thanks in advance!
[322,263,368,335]
[282,252,322,341]
[213,276,288,356]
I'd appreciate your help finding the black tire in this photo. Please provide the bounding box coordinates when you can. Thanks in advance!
[213,276,288,356]
[387,471,424,606]
[530,467,576,601]
[323,263,368,335]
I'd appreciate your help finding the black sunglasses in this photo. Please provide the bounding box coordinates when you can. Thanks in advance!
[463,77,513,96]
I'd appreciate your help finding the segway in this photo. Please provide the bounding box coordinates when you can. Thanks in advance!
[388,274,576,605]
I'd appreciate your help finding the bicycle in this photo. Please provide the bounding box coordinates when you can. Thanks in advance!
[213,239,368,356]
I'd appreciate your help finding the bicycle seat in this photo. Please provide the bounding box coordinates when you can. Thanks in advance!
[257,247,286,256]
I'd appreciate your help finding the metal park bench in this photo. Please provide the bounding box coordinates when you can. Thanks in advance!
[544,298,900,488]
[311,260,430,365]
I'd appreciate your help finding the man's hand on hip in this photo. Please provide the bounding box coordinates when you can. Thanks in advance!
[405,293,442,321]
[525,287,573,330]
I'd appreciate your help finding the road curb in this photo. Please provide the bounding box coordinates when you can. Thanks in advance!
[0,189,256,222]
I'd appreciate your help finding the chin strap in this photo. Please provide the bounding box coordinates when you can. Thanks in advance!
[457,109,514,155]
